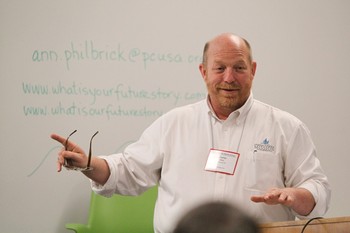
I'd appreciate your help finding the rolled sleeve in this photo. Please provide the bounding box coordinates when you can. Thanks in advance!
[294,180,331,219]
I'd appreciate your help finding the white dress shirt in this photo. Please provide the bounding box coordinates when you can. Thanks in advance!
[92,94,331,233]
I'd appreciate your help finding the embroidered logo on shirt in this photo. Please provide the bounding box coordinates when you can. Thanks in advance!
[254,138,275,152]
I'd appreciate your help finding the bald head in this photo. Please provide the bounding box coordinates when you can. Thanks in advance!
[202,33,253,66]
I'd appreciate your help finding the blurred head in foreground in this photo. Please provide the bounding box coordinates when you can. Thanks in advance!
[173,201,259,233]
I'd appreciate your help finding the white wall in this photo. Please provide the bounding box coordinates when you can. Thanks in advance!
[1,1,349,232]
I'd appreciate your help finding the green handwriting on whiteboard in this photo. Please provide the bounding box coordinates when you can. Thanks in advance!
[27,141,135,177]
[31,40,202,70]
[21,81,204,104]
[22,103,164,119]
[21,81,206,119]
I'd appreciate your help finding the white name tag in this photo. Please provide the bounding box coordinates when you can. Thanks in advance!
[205,149,240,175]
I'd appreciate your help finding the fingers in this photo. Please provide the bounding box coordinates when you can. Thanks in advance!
[269,189,293,206]
[250,195,265,203]
[51,134,74,171]
[251,189,278,203]
[56,147,64,172]
[278,192,293,206]
[57,160,62,172]
[278,192,288,202]
[50,133,66,145]
[51,133,80,152]
[250,188,294,207]
[57,148,88,170]
[56,148,66,172]
[264,189,280,202]
[51,132,88,171]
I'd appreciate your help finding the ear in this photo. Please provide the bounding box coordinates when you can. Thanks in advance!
[251,61,257,78]
[199,63,207,80]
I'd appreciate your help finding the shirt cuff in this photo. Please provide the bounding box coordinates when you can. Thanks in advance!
[90,155,117,197]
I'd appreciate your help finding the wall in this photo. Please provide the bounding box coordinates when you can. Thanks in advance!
[1,1,349,232]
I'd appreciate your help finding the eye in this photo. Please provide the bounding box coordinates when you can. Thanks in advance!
[213,66,225,73]
[234,64,247,73]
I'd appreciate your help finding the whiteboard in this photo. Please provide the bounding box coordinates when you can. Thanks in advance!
[1,1,349,232]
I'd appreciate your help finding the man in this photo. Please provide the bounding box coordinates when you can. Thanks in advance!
[52,33,331,233]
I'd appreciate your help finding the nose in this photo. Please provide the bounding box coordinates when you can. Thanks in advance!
[223,68,235,83]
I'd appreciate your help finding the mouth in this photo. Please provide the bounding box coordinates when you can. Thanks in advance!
[221,87,239,91]
[219,87,240,93]
[217,86,240,98]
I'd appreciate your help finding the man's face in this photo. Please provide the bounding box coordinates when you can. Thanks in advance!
[199,36,256,119]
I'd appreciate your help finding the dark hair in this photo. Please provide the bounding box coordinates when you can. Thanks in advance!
[173,202,259,233]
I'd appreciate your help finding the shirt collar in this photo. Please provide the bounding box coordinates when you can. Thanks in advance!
[206,92,254,125]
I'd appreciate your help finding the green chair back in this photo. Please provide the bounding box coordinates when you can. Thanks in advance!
[66,186,158,233]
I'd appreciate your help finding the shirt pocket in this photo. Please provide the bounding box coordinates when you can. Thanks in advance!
[245,150,280,192]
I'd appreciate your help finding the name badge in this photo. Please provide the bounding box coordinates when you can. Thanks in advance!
[205,149,240,175]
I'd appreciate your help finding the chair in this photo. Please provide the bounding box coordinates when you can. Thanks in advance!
[66,186,158,233]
